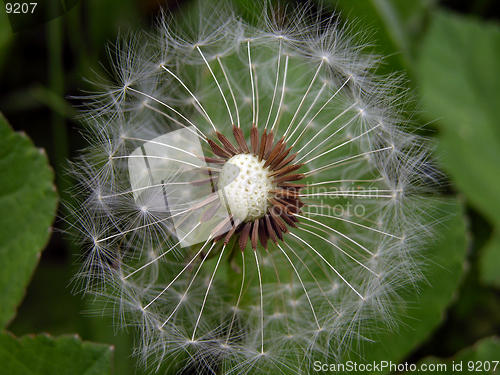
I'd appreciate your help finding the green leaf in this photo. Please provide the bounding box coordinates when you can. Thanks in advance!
[418,336,500,374]
[416,11,500,289]
[8,259,144,375]
[0,332,113,375]
[348,199,468,374]
[479,232,500,287]
[0,113,58,329]
[331,0,436,71]
[417,11,500,226]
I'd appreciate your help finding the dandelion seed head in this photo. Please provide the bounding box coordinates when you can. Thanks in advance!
[67,1,440,373]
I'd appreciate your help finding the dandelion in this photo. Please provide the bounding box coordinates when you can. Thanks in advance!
[68,2,437,374]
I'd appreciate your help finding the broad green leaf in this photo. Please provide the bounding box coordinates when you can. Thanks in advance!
[0,113,58,328]
[8,260,146,375]
[0,332,113,375]
[418,336,500,374]
[416,11,500,288]
[479,232,500,288]
[332,0,436,71]
[348,199,468,374]
[417,11,500,226]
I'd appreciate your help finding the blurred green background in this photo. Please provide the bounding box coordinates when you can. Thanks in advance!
[0,0,499,374]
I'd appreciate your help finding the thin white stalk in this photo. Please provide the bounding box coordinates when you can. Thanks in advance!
[286,83,326,142]
[110,155,220,172]
[197,46,234,126]
[264,40,282,130]
[303,123,381,165]
[248,40,256,126]
[161,65,217,131]
[144,237,213,310]
[283,61,324,139]
[143,103,208,143]
[290,232,365,300]
[297,111,359,163]
[296,214,373,256]
[284,240,340,315]
[298,226,379,276]
[253,249,265,353]
[99,181,195,199]
[271,55,289,132]
[225,250,246,345]
[124,137,201,159]
[95,194,217,243]
[253,65,260,129]
[124,222,202,280]
[291,76,351,148]
[303,210,401,240]
[277,243,321,330]
[296,103,357,156]
[128,88,207,140]
[217,57,240,128]
[298,192,394,198]
[192,244,227,340]
[264,248,290,335]
[304,146,393,176]
[160,241,217,328]
[306,178,384,187]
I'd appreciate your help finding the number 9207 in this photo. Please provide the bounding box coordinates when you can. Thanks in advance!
[467,360,499,372]
[6,3,37,14]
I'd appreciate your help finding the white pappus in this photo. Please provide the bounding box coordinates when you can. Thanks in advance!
[67,1,440,374]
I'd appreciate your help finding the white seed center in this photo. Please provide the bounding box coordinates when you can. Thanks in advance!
[217,154,276,222]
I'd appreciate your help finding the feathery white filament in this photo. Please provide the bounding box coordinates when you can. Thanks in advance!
[69,3,436,374]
